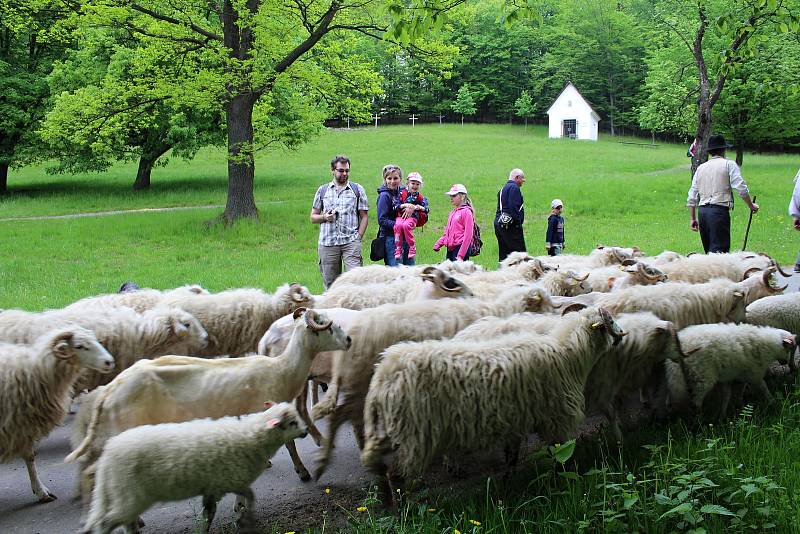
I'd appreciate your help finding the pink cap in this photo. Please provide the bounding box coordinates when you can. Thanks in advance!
[445,183,468,196]
[407,172,423,185]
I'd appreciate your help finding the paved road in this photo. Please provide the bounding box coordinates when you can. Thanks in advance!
[2,268,797,533]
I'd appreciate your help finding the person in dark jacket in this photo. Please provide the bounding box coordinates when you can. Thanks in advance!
[545,199,565,256]
[376,164,413,266]
[494,168,526,262]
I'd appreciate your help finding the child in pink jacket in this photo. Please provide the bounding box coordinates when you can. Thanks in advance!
[433,183,475,261]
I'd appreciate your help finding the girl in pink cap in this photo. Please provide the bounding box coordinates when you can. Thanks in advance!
[433,183,475,261]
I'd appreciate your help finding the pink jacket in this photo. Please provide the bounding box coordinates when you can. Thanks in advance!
[434,205,474,260]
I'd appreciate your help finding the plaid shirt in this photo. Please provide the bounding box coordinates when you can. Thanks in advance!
[313,181,369,246]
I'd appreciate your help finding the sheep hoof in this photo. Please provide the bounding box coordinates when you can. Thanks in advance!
[265,460,273,469]
[38,492,57,503]
[297,468,311,482]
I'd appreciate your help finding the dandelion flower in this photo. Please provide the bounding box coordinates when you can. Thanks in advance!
[454,530,462,534]
[427,508,436,512]
[325,488,331,494]
[285,532,296,534]
[469,519,482,526]
[357,506,368,513]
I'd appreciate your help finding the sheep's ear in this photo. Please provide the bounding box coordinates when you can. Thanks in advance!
[732,290,744,299]
[171,317,189,338]
[52,332,74,359]
[267,418,281,429]
[264,400,275,409]
[606,277,616,290]
[783,336,796,349]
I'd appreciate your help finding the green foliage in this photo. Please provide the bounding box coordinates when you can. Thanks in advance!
[452,83,477,123]
[514,90,536,127]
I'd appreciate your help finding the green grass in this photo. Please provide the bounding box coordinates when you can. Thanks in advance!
[2,124,798,309]
[3,124,800,533]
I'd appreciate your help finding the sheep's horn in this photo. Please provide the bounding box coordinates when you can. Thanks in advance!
[293,307,308,319]
[612,248,626,263]
[420,266,443,283]
[621,259,637,266]
[438,276,465,293]
[561,303,587,315]
[575,272,590,282]
[742,267,761,280]
[770,259,793,278]
[631,246,641,255]
[687,251,698,257]
[640,263,664,281]
[305,310,332,332]
[596,243,605,249]
[290,283,307,302]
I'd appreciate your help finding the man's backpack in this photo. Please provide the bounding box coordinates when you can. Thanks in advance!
[469,208,482,257]
[399,189,428,227]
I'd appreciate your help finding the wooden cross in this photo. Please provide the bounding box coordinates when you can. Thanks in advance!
[345,117,351,129]
[409,114,417,127]
[437,114,445,125]
[372,113,381,128]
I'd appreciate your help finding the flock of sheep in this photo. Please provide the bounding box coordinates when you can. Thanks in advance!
[1,247,799,532]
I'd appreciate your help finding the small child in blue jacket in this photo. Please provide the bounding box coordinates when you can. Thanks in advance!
[545,199,565,256]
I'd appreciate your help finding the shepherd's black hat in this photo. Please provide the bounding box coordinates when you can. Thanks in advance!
[706,134,733,151]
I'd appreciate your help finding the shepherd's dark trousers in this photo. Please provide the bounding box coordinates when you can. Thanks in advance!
[698,204,731,253]
[494,223,526,262]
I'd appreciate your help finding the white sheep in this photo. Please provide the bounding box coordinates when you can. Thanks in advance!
[81,402,306,534]
[530,245,643,271]
[313,267,473,309]
[66,309,350,503]
[746,292,800,372]
[655,252,792,284]
[452,310,683,442]
[0,305,208,392]
[594,269,783,329]
[664,324,796,417]
[311,285,558,478]
[328,260,483,287]
[585,262,668,293]
[359,307,624,505]
[63,284,209,313]
[158,283,313,356]
[0,327,114,503]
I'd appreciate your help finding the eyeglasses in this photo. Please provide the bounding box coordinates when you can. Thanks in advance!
[334,168,350,174]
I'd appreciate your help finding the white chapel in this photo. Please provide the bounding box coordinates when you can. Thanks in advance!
[546,82,600,141]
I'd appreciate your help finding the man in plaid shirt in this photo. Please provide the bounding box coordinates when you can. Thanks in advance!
[311,155,369,289]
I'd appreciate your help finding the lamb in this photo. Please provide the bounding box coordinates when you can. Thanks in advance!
[63,284,209,313]
[359,307,624,505]
[329,260,484,287]
[66,309,350,503]
[81,402,307,534]
[311,285,557,478]
[0,305,208,392]
[157,283,313,356]
[664,324,796,417]
[0,327,115,503]
[593,268,784,329]
[313,267,473,309]
[746,292,800,371]
[452,310,684,442]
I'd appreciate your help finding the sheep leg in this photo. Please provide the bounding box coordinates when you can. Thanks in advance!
[752,379,773,402]
[296,383,322,446]
[285,440,311,481]
[311,379,320,405]
[386,463,405,510]
[600,403,623,445]
[314,405,346,480]
[233,488,257,533]
[717,383,733,421]
[201,494,218,534]
[23,449,56,502]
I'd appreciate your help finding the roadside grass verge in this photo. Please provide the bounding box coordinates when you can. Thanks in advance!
[2,125,798,309]
[331,381,800,534]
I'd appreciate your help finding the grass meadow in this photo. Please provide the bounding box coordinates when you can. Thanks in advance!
[2,124,800,532]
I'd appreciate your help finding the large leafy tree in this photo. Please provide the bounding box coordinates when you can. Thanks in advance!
[647,0,800,172]
[0,0,68,193]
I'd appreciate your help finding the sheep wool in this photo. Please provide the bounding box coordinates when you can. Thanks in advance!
[746,292,800,371]
[82,403,307,534]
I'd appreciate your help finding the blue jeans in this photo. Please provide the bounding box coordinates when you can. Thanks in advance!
[383,236,414,266]
[446,245,471,262]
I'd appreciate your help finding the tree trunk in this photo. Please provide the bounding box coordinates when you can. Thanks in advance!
[133,143,171,190]
[223,93,259,223]
[0,161,8,194]
[461,114,464,126]
[735,142,744,167]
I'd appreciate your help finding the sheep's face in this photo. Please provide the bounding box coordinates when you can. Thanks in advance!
[418,269,473,300]
[727,291,748,323]
[565,271,592,296]
[53,327,115,372]
[298,310,352,352]
[779,332,796,365]
[170,309,209,348]
[265,403,308,441]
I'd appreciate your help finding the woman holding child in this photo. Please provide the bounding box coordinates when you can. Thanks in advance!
[433,183,475,261]
[376,164,403,266]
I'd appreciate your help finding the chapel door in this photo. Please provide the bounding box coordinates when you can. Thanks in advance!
[562,119,577,138]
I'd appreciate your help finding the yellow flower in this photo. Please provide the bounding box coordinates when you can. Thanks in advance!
[285,532,296,534]
[357,506,368,513]
[469,519,482,526]
[427,508,437,512]
[325,487,331,494]
[454,530,462,534]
